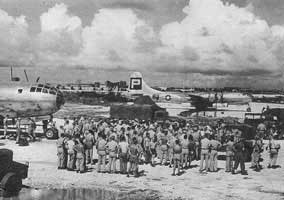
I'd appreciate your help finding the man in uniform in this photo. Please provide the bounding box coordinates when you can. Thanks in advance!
[199,134,210,172]
[107,135,118,173]
[74,137,85,173]
[57,133,67,169]
[3,115,9,138]
[96,134,107,173]
[127,137,140,177]
[118,136,129,174]
[42,119,48,135]
[232,138,248,175]
[84,130,95,164]
[192,125,201,160]
[159,130,168,165]
[66,135,75,171]
[28,118,36,141]
[143,133,151,164]
[15,117,21,144]
[148,127,155,140]
[181,134,190,169]
[188,135,196,168]
[172,139,182,176]
[225,136,234,172]
[208,135,221,172]
[167,133,175,168]
[267,135,281,168]
[251,136,263,171]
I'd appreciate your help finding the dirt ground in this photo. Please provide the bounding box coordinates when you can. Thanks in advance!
[1,139,284,200]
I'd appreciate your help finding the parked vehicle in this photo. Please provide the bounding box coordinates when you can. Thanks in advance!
[219,123,256,162]
[244,109,284,139]
[0,149,28,197]
[0,118,58,140]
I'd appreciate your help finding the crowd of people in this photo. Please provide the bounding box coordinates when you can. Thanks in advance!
[55,116,281,177]
[2,115,37,145]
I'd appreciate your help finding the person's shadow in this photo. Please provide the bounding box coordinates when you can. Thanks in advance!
[271,165,281,169]
[138,170,146,177]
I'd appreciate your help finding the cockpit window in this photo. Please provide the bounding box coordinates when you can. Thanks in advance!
[18,89,23,94]
[42,88,48,94]
[49,88,56,95]
[30,87,36,92]
[30,84,58,95]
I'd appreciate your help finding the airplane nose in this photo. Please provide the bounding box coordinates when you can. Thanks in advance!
[56,91,65,108]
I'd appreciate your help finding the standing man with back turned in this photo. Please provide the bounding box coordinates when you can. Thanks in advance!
[3,115,9,139]
[232,138,248,175]
[199,134,210,173]
[15,117,21,144]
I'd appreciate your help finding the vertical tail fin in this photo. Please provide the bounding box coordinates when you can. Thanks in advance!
[129,72,162,96]
[129,72,143,91]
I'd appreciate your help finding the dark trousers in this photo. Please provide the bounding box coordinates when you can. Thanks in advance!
[57,149,67,169]
[234,152,245,173]
[85,148,93,164]
[76,154,85,172]
[119,153,128,174]
[144,150,152,164]
[16,129,21,143]
[67,152,76,170]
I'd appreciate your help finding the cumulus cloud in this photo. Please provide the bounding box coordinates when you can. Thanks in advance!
[37,3,82,65]
[157,0,284,76]
[0,9,33,66]
[76,8,155,69]
[1,0,284,87]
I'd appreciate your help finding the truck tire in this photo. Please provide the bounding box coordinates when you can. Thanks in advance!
[0,149,13,176]
[0,172,22,194]
[45,128,58,140]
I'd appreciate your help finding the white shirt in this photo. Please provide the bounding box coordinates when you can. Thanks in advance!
[119,141,129,154]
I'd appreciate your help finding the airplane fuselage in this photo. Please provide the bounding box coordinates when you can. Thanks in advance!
[124,72,191,104]
[196,92,252,105]
[0,84,64,118]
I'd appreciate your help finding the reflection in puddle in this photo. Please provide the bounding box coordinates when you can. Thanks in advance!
[2,188,160,200]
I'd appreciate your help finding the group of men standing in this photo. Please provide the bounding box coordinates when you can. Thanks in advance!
[56,117,281,177]
[2,115,37,144]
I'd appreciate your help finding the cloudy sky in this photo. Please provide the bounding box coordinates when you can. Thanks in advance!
[0,0,284,88]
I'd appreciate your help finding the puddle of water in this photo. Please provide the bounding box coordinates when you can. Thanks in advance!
[1,188,160,200]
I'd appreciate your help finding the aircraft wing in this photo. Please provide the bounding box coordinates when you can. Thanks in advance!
[186,94,213,110]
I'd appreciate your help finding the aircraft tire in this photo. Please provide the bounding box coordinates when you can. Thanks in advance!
[45,128,58,140]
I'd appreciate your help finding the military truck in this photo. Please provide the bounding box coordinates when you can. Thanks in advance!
[0,149,29,197]
[0,117,58,140]
[219,123,256,162]
[244,108,284,139]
